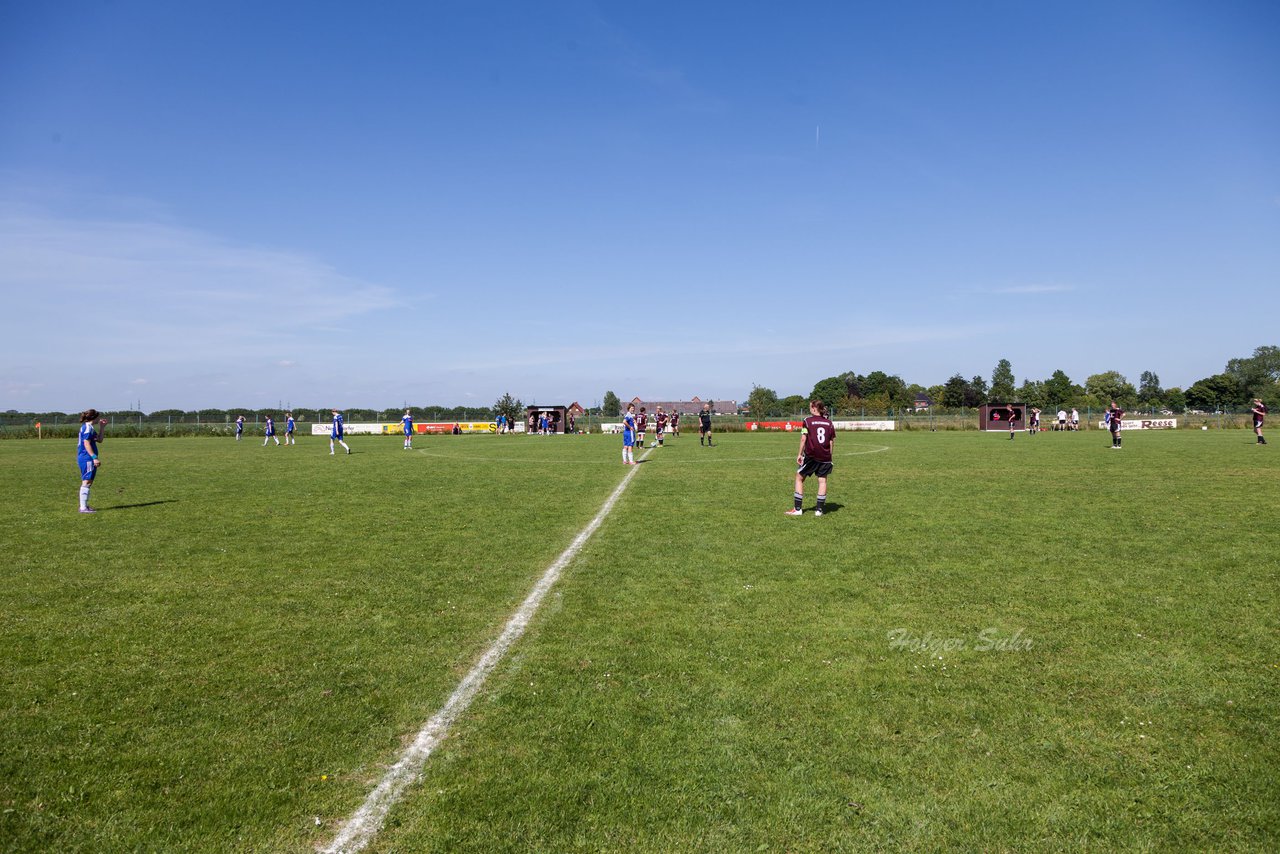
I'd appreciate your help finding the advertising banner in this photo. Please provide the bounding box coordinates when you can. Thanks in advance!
[310,422,385,435]
[312,421,496,436]
[1097,418,1178,430]
[749,420,897,431]
[832,420,896,431]
[415,422,496,434]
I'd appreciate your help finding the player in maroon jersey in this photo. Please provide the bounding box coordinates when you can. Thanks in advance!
[786,399,835,517]
[654,406,668,447]
[636,407,648,449]
[1006,404,1019,440]
[1253,398,1268,445]
[671,410,680,438]
[1107,401,1125,449]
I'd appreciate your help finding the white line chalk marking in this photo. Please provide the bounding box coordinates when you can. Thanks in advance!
[411,443,891,465]
[322,447,653,853]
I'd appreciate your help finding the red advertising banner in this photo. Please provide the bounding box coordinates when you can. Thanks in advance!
[747,421,805,431]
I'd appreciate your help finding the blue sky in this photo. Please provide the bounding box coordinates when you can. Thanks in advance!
[2,0,1277,411]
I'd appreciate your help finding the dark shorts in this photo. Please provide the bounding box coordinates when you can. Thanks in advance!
[1255,418,1264,429]
[798,458,833,479]
[699,423,711,434]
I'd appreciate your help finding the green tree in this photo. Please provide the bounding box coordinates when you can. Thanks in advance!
[493,392,523,425]
[779,394,807,415]
[864,371,907,403]
[1138,370,1162,403]
[1185,373,1245,410]
[810,376,848,408]
[1043,370,1076,407]
[601,391,621,417]
[1163,387,1187,412]
[1017,379,1046,409]
[966,376,988,407]
[1226,345,1280,396]
[839,372,866,399]
[941,374,969,408]
[990,359,1016,402]
[1085,371,1137,405]
[747,384,779,418]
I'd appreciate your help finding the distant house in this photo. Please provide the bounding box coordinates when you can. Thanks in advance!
[629,395,738,416]
[913,393,933,411]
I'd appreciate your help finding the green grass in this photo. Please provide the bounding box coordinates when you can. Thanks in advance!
[2,430,1277,852]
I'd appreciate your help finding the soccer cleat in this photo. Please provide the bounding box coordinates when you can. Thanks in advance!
[814,509,824,517]
[79,507,96,514]
[785,508,803,516]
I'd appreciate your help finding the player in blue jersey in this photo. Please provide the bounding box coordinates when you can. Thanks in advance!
[622,403,637,464]
[235,415,244,441]
[402,409,414,449]
[330,409,352,455]
[284,412,296,445]
[76,409,107,513]
[263,414,279,446]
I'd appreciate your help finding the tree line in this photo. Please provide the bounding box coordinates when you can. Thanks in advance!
[743,344,1279,417]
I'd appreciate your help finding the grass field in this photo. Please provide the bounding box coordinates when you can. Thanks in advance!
[2,429,1277,852]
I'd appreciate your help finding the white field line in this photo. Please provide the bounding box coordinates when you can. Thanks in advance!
[321,447,652,854]
[410,443,891,465]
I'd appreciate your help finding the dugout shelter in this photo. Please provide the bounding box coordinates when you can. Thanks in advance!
[978,402,1027,431]
[525,404,568,434]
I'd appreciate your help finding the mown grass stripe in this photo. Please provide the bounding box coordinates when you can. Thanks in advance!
[322,446,653,853]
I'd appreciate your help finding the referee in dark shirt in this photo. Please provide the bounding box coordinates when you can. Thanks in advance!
[699,404,714,446]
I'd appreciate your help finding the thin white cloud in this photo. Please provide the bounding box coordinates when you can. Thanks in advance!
[0,204,401,369]
[980,284,1076,295]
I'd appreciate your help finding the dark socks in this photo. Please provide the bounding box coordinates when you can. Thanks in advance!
[794,492,803,511]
